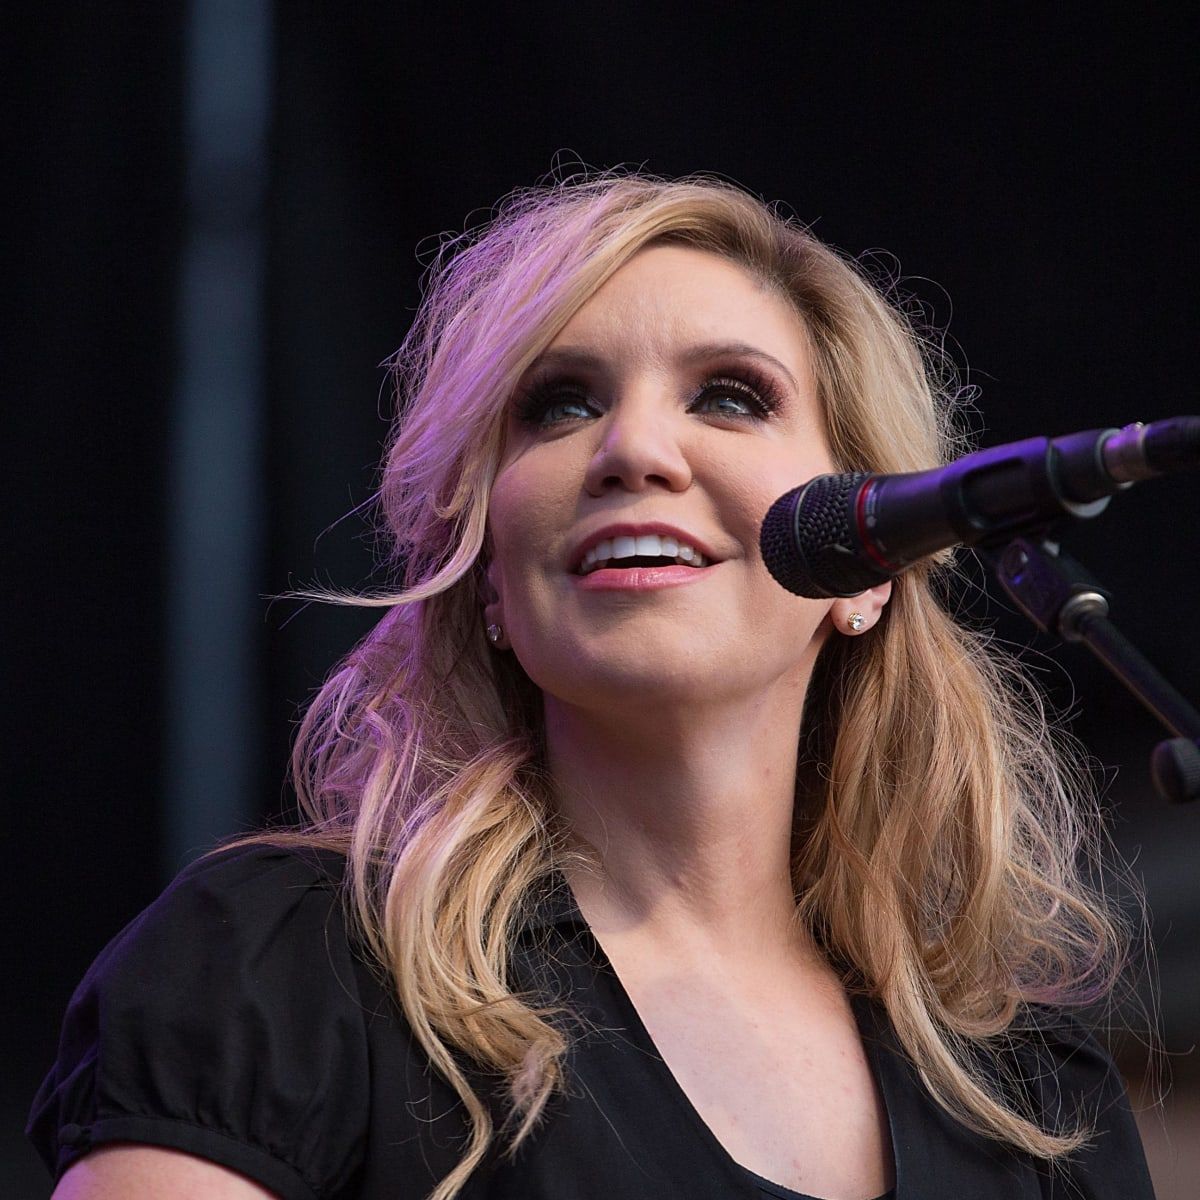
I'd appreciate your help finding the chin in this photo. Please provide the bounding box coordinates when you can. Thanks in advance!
[527,646,752,712]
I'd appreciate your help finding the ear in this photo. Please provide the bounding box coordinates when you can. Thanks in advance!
[480,559,510,649]
[479,559,500,607]
[829,579,892,636]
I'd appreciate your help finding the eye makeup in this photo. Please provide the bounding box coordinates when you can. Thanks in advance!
[513,375,599,427]
[687,365,785,420]
[513,360,788,429]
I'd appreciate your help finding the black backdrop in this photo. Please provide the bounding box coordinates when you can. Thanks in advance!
[6,7,1198,1195]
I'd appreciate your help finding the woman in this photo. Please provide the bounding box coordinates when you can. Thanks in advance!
[30,174,1154,1199]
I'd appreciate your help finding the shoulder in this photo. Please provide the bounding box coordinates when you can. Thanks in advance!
[146,839,350,945]
[1005,1006,1130,1117]
[76,841,358,1033]
[139,839,349,926]
[28,841,373,1200]
[1004,1007,1155,1197]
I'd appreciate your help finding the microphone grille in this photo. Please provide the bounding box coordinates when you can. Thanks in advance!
[760,472,883,598]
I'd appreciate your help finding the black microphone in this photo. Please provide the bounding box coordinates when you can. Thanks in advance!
[760,416,1200,599]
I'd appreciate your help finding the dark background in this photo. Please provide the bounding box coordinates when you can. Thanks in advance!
[6,6,1197,1196]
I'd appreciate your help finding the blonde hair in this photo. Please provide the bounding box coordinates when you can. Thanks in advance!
[280,173,1128,1199]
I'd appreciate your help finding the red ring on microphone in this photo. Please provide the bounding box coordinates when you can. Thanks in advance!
[855,477,902,573]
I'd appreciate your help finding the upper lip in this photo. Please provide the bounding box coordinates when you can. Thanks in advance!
[567,522,724,573]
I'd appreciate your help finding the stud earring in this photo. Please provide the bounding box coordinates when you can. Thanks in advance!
[846,612,865,633]
[486,623,503,646]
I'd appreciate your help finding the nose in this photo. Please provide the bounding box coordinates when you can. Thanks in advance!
[582,389,694,496]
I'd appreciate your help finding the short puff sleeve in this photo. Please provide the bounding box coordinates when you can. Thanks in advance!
[27,844,369,1200]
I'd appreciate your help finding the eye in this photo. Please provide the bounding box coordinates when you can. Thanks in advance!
[689,372,783,421]
[513,379,601,428]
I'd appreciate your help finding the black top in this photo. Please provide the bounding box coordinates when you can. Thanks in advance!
[742,1164,891,1200]
[28,844,1154,1199]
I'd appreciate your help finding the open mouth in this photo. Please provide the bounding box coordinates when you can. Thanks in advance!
[577,534,710,576]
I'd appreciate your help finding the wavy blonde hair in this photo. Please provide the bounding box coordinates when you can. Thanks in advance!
[280,173,1128,1199]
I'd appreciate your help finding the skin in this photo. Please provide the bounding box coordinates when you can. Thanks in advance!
[485,245,894,1198]
[55,244,893,1199]
[53,1144,275,1198]
[487,243,889,952]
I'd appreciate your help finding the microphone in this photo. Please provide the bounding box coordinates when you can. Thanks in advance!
[760,416,1200,599]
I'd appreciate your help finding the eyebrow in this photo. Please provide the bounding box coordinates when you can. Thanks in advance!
[527,341,799,390]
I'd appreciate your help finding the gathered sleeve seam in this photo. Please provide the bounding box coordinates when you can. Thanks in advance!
[57,1110,325,1200]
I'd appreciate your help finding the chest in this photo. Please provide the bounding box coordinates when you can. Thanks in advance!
[354,929,1075,1200]
[594,940,894,1200]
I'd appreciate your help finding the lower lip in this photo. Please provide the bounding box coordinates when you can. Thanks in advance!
[572,564,715,591]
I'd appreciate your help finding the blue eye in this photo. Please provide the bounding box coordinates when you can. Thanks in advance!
[689,375,780,420]
[541,397,597,424]
[514,381,599,427]
[693,390,756,417]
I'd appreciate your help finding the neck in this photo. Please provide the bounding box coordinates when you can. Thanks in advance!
[544,682,811,954]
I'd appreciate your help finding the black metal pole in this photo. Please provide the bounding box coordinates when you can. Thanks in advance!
[1063,604,1200,741]
[987,537,1200,802]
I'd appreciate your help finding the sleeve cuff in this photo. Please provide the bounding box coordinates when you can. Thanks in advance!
[56,1114,322,1200]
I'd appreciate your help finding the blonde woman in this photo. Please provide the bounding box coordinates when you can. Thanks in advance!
[31,175,1154,1200]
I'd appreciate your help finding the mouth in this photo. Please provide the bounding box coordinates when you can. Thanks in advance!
[575,532,712,576]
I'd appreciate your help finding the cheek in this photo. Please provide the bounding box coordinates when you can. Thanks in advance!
[486,461,563,606]
[485,505,528,606]
[703,452,803,554]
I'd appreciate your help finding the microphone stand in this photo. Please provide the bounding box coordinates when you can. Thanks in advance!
[983,536,1200,803]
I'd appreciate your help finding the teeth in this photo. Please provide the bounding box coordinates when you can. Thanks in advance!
[578,534,710,574]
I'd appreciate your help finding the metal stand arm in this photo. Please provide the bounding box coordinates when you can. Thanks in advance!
[986,537,1200,802]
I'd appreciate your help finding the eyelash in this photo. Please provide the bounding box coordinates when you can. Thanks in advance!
[514,368,785,428]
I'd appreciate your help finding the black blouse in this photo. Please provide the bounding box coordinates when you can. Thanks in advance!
[28,844,1154,1199]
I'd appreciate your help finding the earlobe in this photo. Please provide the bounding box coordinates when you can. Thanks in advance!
[831,579,892,635]
[482,605,509,651]
[480,560,508,649]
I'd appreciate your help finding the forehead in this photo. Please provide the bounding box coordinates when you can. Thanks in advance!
[547,244,810,374]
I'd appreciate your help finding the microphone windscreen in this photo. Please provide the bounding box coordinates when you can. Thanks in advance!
[760,472,884,599]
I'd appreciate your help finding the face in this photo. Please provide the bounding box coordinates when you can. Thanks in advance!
[486,244,848,717]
